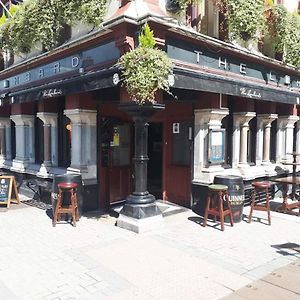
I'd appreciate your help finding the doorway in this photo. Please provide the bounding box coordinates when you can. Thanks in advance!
[148,123,163,199]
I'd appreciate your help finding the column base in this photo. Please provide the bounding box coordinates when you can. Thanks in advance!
[11,159,29,172]
[67,165,88,174]
[117,214,164,233]
[37,163,52,178]
[117,202,164,233]
[238,164,256,180]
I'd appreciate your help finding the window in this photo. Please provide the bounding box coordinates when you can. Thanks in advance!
[248,117,257,164]
[35,117,44,164]
[10,120,15,160]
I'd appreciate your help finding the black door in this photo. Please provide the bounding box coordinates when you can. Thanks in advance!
[148,123,163,199]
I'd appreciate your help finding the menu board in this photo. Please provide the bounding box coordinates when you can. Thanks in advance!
[208,129,225,164]
[0,176,20,208]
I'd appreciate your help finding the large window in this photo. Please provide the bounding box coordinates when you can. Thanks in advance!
[35,117,44,164]
[10,120,15,160]
[248,117,257,164]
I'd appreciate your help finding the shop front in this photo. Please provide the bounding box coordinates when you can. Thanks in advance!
[0,17,299,212]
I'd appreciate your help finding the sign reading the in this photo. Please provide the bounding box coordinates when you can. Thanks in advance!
[0,176,20,208]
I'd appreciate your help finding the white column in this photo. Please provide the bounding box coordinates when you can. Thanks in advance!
[36,113,57,176]
[233,112,256,168]
[256,114,278,166]
[193,108,229,184]
[64,109,97,180]
[276,115,299,163]
[10,114,35,172]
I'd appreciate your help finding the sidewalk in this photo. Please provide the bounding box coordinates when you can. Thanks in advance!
[0,198,299,299]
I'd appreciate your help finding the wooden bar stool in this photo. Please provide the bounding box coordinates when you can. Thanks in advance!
[203,184,234,231]
[52,182,80,227]
[249,181,272,225]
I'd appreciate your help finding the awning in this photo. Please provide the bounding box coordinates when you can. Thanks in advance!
[8,67,119,103]
[173,67,300,105]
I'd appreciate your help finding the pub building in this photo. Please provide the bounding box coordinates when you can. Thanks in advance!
[0,0,300,214]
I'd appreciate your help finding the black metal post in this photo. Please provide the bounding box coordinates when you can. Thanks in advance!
[119,102,165,219]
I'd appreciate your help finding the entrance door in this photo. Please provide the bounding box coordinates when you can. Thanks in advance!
[164,120,193,207]
[148,123,163,199]
[99,117,132,207]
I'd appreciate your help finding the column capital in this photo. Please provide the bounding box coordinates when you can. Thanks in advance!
[36,112,57,126]
[64,109,97,125]
[10,114,34,126]
[277,115,299,129]
[257,114,278,127]
[0,117,11,127]
[233,112,256,126]
[194,108,229,127]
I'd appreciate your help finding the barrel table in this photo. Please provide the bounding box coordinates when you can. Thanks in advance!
[214,175,245,223]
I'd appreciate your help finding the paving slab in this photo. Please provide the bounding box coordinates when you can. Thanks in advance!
[0,199,300,299]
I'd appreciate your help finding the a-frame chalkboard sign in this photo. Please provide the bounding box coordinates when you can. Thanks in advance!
[0,176,20,208]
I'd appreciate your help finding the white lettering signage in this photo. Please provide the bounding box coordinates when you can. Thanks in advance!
[240,87,262,99]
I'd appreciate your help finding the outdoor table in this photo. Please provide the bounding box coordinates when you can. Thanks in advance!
[281,161,300,200]
[272,176,300,216]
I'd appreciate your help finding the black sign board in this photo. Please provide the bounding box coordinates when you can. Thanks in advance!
[0,176,20,208]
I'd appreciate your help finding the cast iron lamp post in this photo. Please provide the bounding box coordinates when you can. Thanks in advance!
[117,102,165,230]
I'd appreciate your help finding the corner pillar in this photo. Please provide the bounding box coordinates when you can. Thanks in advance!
[276,115,299,163]
[193,108,229,184]
[10,114,35,172]
[64,109,97,179]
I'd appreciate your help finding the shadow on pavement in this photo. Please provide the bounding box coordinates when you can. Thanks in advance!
[271,242,300,257]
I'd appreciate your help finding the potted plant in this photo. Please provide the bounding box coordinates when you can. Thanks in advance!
[117,23,173,105]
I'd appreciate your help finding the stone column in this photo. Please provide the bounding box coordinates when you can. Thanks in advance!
[36,113,57,176]
[233,112,256,169]
[193,108,229,184]
[64,109,97,179]
[256,114,278,166]
[10,114,35,172]
[295,120,300,155]
[0,118,10,165]
[276,115,299,163]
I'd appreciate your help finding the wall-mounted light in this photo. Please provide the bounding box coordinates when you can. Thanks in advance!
[3,80,9,88]
[79,67,84,74]
[112,73,120,85]
[168,74,175,87]
[284,75,291,85]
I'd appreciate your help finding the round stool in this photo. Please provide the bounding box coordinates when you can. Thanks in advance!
[249,181,272,225]
[203,184,234,231]
[52,182,80,227]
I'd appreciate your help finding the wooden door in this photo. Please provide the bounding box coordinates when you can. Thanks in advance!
[99,118,132,207]
[162,103,194,208]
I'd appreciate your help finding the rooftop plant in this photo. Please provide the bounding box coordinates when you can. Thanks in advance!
[0,0,107,54]
[284,12,300,68]
[117,23,174,105]
[219,0,265,42]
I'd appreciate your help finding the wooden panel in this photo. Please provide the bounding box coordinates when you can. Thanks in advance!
[162,103,193,208]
